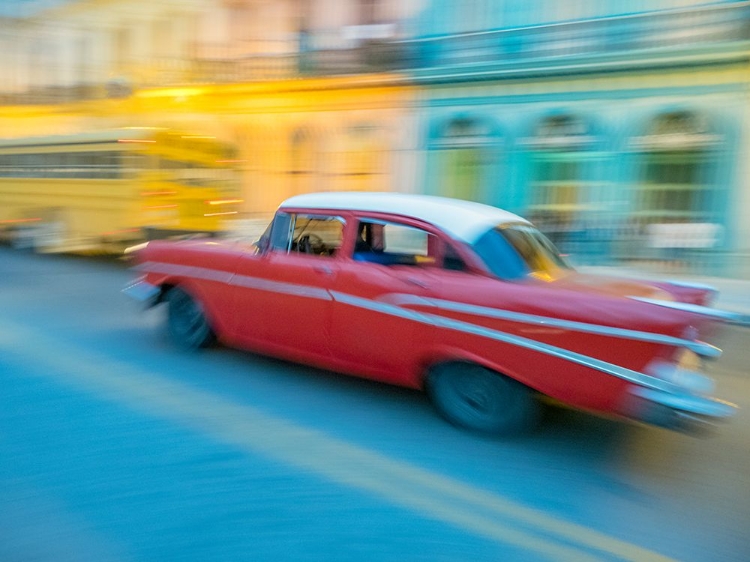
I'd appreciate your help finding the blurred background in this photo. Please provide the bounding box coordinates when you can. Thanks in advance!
[0,0,749,277]
[2,4,750,562]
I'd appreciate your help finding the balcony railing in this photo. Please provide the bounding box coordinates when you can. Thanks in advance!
[409,1,750,70]
[2,2,749,104]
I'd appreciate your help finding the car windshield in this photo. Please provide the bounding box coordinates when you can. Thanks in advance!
[471,223,570,280]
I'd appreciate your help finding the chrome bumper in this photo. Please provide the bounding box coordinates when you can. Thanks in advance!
[628,386,737,434]
[122,278,161,308]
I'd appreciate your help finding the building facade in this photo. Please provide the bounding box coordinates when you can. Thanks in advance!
[410,0,750,275]
[0,0,422,220]
[1,0,749,275]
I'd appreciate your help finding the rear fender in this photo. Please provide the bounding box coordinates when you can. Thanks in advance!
[165,278,227,336]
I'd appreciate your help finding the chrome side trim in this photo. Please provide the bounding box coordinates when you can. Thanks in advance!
[332,291,433,325]
[230,273,331,301]
[384,294,721,358]
[665,280,719,306]
[332,290,682,394]
[136,261,234,285]
[631,297,745,324]
[666,280,718,292]
[135,260,721,396]
[136,261,331,301]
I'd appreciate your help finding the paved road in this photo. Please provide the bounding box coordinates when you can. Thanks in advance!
[1,248,749,562]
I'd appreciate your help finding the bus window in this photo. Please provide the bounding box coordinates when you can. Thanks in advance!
[0,129,242,253]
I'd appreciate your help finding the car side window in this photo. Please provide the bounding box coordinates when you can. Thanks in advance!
[270,213,344,257]
[354,220,436,266]
[268,212,292,251]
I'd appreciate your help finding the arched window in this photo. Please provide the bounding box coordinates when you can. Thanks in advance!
[526,114,596,249]
[632,111,719,225]
[435,117,496,203]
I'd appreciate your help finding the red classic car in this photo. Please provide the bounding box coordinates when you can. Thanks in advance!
[124,192,737,435]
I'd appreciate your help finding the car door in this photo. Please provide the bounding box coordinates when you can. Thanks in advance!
[230,211,345,365]
[329,216,441,387]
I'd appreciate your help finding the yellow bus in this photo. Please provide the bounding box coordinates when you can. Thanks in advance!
[0,128,242,253]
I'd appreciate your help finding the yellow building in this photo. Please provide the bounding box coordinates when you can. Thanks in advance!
[0,0,422,229]
[122,76,418,217]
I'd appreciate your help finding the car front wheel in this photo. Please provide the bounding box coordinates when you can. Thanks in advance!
[166,287,215,350]
[427,362,540,436]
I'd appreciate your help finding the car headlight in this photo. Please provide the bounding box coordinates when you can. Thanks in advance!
[647,356,715,395]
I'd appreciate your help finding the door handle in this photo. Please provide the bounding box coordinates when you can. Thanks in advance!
[314,265,333,275]
[406,277,428,288]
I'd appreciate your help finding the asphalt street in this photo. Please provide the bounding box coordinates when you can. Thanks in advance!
[1,248,749,562]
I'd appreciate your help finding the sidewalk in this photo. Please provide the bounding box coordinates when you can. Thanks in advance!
[580,265,750,319]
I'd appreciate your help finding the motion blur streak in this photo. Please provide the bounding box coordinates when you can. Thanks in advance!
[0,318,675,562]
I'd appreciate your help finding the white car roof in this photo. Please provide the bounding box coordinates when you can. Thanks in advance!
[279,192,529,244]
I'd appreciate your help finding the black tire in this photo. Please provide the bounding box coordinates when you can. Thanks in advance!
[166,287,215,350]
[427,362,540,436]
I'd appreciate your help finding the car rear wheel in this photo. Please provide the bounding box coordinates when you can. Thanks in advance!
[427,362,540,435]
[166,287,215,350]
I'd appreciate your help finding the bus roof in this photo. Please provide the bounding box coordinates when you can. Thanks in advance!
[0,128,165,149]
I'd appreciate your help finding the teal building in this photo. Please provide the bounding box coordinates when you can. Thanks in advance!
[408,0,750,274]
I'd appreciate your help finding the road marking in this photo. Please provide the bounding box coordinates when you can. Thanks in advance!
[0,319,676,562]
